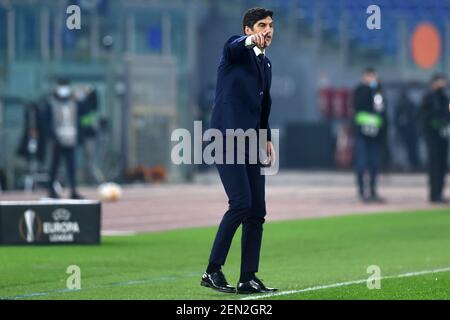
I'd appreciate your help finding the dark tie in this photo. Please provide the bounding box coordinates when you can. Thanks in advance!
[258,53,264,65]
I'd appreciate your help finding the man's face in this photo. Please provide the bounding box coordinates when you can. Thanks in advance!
[363,72,378,84]
[245,16,274,48]
[432,79,447,91]
[56,84,72,98]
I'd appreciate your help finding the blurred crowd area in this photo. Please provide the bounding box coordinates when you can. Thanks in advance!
[1,0,450,191]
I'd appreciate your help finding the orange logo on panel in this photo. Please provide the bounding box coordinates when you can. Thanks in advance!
[411,23,442,69]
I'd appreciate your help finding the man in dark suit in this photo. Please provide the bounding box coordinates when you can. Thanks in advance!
[201,7,277,294]
[419,74,450,203]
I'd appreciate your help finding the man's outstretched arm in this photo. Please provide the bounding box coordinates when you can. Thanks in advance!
[224,32,270,62]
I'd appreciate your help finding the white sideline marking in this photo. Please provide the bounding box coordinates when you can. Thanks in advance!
[240,266,450,300]
[101,230,137,236]
[0,272,200,300]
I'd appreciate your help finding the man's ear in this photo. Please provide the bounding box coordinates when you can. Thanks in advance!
[244,26,253,35]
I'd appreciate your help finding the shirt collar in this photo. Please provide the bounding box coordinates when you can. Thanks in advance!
[253,46,265,57]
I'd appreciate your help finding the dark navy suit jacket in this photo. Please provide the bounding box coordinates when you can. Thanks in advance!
[210,35,272,141]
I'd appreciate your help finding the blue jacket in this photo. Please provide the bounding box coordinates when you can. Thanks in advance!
[210,35,272,141]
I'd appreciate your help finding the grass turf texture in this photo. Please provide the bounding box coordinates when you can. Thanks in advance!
[0,209,449,300]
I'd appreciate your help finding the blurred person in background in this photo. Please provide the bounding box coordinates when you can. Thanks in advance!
[352,68,387,203]
[394,89,420,171]
[17,101,48,190]
[0,170,5,191]
[75,86,104,185]
[0,149,5,191]
[419,74,450,204]
[197,83,216,172]
[198,83,216,127]
[0,99,4,191]
[44,78,84,199]
[202,7,277,295]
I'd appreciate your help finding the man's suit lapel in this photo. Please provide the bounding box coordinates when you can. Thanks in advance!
[264,58,271,90]
[260,56,271,91]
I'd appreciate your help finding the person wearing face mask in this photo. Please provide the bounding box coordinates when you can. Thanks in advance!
[419,73,450,204]
[44,78,83,199]
[352,68,388,203]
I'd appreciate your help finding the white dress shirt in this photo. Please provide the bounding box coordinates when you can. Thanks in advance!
[245,36,266,56]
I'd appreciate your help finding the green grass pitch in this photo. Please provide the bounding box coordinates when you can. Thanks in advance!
[0,209,449,300]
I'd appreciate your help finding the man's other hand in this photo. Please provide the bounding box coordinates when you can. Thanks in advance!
[267,141,276,166]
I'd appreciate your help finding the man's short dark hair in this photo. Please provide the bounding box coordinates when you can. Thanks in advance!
[242,7,273,32]
[364,67,376,75]
[57,78,71,86]
[431,73,447,83]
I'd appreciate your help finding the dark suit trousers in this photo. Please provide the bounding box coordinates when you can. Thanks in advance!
[208,139,266,273]
[49,142,77,192]
[425,133,448,200]
[354,134,382,196]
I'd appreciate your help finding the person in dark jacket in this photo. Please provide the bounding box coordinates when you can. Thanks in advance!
[202,7,277,295]
[75,86,104,184]
[17,100,48,191]
[419,73,450,204]
[17,101,47,165]
[394,90,420,171]
[352,68,387,203]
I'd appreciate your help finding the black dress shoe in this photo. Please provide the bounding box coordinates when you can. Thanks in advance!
[200,271,236,293]
[368,194,386,203]
[254,277,278,293]
[430,197,449,204]
[236,279,264,294]
[70,192,84,200]
[358,194,370,203]
[48,189,60,199]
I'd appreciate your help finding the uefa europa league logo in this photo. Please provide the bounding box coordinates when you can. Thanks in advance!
[19,210,42,243]
[24,210,36,242]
